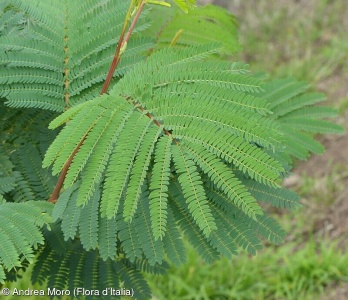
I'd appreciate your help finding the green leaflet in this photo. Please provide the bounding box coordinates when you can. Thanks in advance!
[79,187,100,250]
[0,104,58,203]
[115,260,152,300]
[244,179,301,210]
[155,4,241,55]
[280,118,344,134]
[101,112,153,219]
[149,135,172,240]
[203,183,262,254]
[172,144,217,237]
[246,214,286,245]
[263,77,344,160]
[0,176,15,195]
[172,0,196,13]
[280,127,325,159]
[169,184,220,263]
[117,209,143,263]
[42,222,72,256]
[0,201,53,283]
[127,258,170,275]
[64,101,134,190]
[208,209,239,258]
[0,266,5,284]
[12,143,54,199]
[61,187,81,241]
[207,186,287,246]
[181,131,283,186]
[77,104,135,208]
[183,142,263,219]
[52,184,78,222]
[98,215,118,261]
[162,206,187,265]
[134,186,165,266]
[43,96,111,172]
[124,125,163,221]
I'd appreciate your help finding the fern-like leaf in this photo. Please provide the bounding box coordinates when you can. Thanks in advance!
[0,0,152,111]
[244,179,301,210]
[184,142,264,218]
[98,214,118,261]
[79,187,100,251]
[123,125,162,222]
[262,77,344,160]
[149,135,172,240]
[156,4,241,55]
[0,201,53,283]
[162,206,187,265]
[169,182,220,263]
[60,188,81,241]
[172,144,217,237]
[117,209,143,263]
[134,186,165,266]
[101,111,152,219]
[32,239,151,300]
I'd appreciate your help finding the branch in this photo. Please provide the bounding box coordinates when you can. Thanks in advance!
[130,99,180,145]
[48,0,147,203]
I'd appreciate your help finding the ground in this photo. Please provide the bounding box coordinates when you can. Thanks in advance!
[204,0,348,298]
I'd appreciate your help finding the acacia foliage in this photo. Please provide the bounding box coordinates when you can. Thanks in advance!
[0,1,343,298]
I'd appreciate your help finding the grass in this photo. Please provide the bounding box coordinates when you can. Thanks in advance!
[298,165,346,207]
[235,0,348,84]
[148,238,348,300]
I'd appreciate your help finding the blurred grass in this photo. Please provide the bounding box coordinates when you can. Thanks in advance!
[148,0,348,299]
[235,0,348,84]
[148,238,348,300]
[3,1,348,299]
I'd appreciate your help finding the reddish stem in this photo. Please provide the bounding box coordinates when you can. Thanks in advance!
[132,100,178,144]
[48,1,147,203]
[48,136,86,203]
[101,0,146,94]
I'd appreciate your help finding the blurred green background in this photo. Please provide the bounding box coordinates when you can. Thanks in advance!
[4,1,348,299]
[148,1,348,299]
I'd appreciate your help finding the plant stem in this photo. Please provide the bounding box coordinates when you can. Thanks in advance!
[48,0,147,203]
[48,135,87,203]
[130,100,179,144]
[101,1,136,94]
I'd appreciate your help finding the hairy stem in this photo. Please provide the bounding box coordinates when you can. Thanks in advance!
[48,0,147,203]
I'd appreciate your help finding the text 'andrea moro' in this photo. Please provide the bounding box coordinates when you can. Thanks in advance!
[0,287,134,297]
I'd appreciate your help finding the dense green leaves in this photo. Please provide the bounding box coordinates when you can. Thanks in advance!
[262,78,344,160]
[0,201,53,283]
[0,0,152,111]
[0,0,344,297]
[42,43,342,274]
[32,239,153,300]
